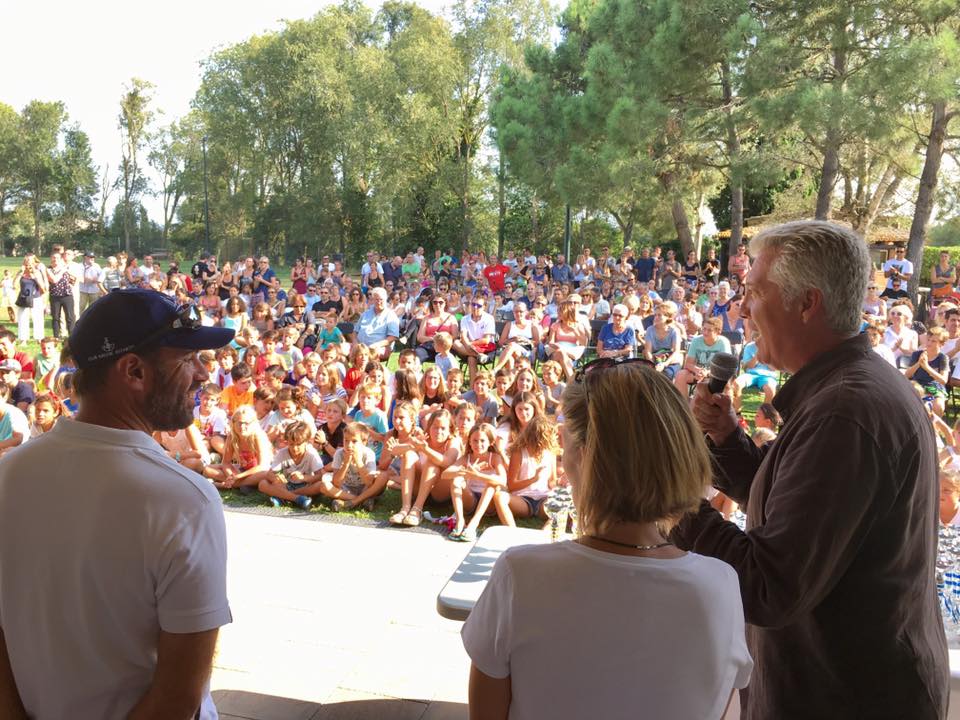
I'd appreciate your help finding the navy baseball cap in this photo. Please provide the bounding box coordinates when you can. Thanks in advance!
[70,288,235,369]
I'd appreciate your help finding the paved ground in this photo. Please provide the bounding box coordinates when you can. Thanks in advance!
[211,510,753,720]
[210,510,477,719]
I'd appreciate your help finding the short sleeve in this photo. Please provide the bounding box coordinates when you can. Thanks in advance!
[332,448,344,470]
[386,312,400,338]
[155,502,232,634]
[461,552,515,679]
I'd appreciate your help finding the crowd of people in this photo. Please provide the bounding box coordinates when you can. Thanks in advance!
[4,239,960,530]
[0,223,951,719]
[0,241,766,532]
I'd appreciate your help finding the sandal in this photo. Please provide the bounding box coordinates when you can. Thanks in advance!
[389,511,408,526]
[458,529,477,542]
[403,508,422,526]
[447,529,464,541]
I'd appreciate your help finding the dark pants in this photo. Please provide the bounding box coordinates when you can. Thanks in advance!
[50,294,76,339]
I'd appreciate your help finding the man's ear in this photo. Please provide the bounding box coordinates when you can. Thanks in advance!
[113,353,151,390]
[799,288,826,325]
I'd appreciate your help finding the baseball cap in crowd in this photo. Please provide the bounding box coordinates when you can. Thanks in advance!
[84,250,95,258]
[0,359,21,373]
[70,289,235,370]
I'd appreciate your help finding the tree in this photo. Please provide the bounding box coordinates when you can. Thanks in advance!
[18,100,67,253]
[150,117,198,245]
[0,103,20,242]
[55,125,98,240]
[118,78,154,253]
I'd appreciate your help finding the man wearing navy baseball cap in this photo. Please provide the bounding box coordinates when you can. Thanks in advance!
[0,288,235,719]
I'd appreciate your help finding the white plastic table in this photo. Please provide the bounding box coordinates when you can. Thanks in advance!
[436,525,550,621]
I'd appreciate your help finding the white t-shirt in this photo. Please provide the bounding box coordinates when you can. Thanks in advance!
[462,542,752,720]
[460,312,496,343]
[194,405,228,437]
[882,258,914,289]
[271,445,324,476]
[0,420,231,719]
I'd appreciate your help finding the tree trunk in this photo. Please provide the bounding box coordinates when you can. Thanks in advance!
[671,197,694,256]
[815,42,847,220]
[459,141,472,258]
[32,184,42,254]
[497,150,505,257]
[720,61,744,257]
[906,100,952,296]
[815,139,841,220]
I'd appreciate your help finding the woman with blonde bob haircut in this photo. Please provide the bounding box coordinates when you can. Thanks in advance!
[462,360,752,720]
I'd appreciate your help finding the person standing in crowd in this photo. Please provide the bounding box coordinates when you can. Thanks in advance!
[727,242,751,282]
[701,246,721,285]
[46,250,77,340]
[482,254,510,293]
[13,253,47,343]
[78,251,105,313]
[883,244,914,290]
[0,288,235,719]
[676,221,948,719]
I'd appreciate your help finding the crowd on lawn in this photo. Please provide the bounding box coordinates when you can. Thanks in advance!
[4,239,960,533]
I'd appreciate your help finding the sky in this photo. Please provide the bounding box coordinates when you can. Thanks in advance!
[2,0,446,221]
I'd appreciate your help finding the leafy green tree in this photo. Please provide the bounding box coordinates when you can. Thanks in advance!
[118,78,154,253]
[0,103,20,242]
[18,100,66,252]
[54,125,98,241]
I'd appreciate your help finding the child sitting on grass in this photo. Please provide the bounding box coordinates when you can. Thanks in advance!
[253,386,276,430]
[194,383,228,456]
[350,381,388,461]
[494,413,559,525]
[221,363,254,415]
[204,405,274,490]
[315,398,347,464]
[254,421,321,510]
[432,331,456,381]
[343,344,370,395]
[215,346,238,388]
[264,386,315,447]
[445,423,508,541]
[381,402,423,524]
[297,422,376,511]
[445,366,465,397]
[155,423,210,474]
[539,360,566,417]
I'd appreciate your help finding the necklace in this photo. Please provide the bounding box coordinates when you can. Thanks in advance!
[587,535,674,551]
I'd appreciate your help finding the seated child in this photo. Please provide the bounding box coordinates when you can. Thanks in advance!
[350,381,388,461]
[155,424,210,473]
[940,468,960,526]
[445,367,465,397]
[445,423,508,541]
[253,386,276,430]
[254,421,321,509]
[221,363,254,415]
[264,386,315,446]
[215,346,238,388]
[194,383,229,456]
[317,314,345,350]
[298,422,383,511]
[315,398,347,464]
[432,331,456,381]
[29,392,62,438]
[539,360,566,417]
[204,405,274,490]
[494,413,558,526]
[453,370,499,422]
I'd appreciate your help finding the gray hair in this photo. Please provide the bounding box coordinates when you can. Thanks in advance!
[750,221,870,335]
[369,287,388,301]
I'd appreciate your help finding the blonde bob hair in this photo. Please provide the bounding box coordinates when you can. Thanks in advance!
[561,362,712,535]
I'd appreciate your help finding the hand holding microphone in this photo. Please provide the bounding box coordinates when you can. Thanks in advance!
[693,352,740,446]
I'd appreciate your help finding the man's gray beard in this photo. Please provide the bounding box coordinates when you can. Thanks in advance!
[145,374,194,431]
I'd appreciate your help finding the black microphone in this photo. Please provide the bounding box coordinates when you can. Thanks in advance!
[706,352,739,394]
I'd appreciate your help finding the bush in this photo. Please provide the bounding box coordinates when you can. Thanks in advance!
[919,246,960,285]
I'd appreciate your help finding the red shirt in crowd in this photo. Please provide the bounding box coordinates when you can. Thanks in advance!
[483,264,510,292]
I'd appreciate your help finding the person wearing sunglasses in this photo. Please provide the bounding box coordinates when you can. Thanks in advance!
[882,244,913,290]
[414,295,459,363]
[882,302,918,360]
[453,296,497,382]
[0,289,235,719]
[463,359,752,719]
[676,222,947,719]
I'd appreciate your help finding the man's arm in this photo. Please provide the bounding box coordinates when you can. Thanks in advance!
[468,663,511,720]
[0,628,27,719]
[126,628,219,720]
[674,415,895,630]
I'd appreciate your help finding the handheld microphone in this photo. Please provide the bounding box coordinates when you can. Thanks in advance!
[706,352,739,394]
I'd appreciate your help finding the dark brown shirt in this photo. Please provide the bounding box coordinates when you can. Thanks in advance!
[673,333,948,719]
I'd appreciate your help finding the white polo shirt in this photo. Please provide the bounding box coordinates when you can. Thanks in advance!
[460,312,496,343]
[0,419,231,719]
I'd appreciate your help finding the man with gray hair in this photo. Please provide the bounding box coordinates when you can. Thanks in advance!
[356,287,399,361]
[676,221,948,719]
